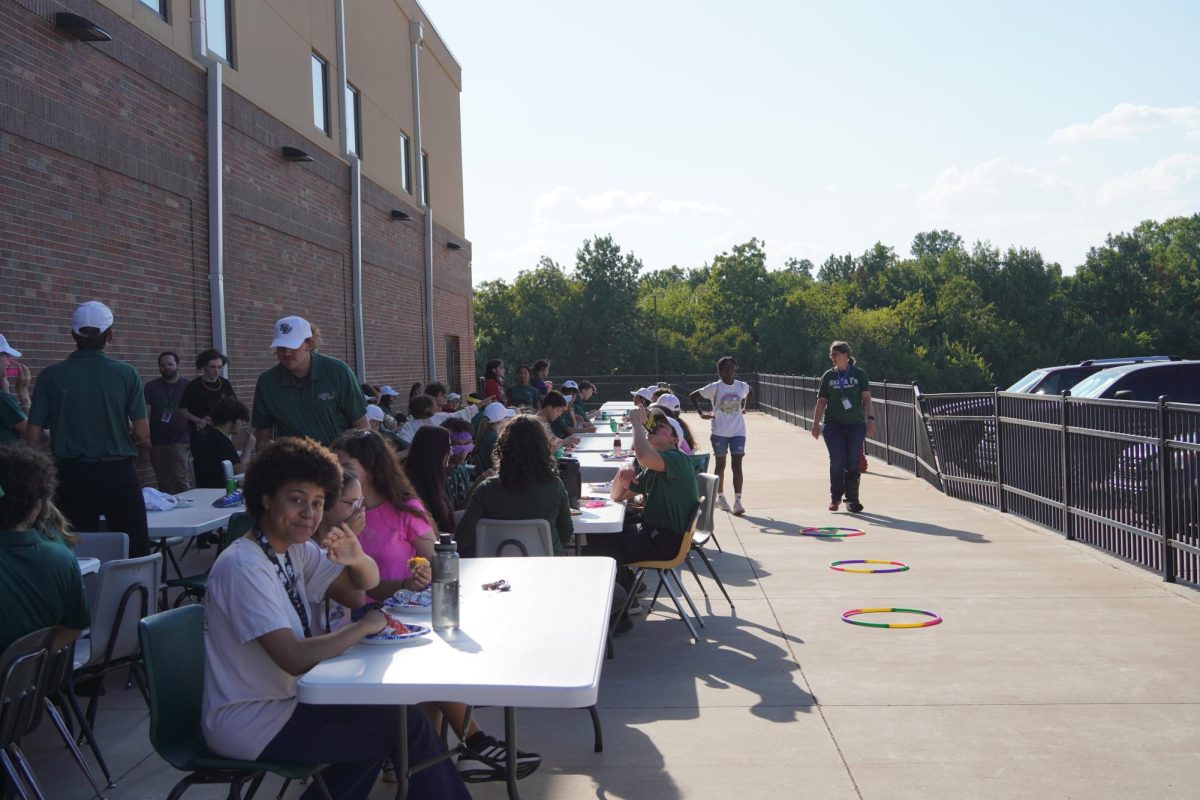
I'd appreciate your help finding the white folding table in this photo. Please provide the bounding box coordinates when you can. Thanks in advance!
[568,433,632,453]
[571,450,635,482]
[570,495,627,554]
[145,488,243,583]
[298,557,616,799]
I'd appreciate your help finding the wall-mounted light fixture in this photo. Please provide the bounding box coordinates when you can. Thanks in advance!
[446,241,463,251]
[390,210,412,221]
[281,146,314,163]
[55,12,113,42]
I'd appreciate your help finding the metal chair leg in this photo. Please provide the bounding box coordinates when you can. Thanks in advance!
[669,568,705,628]
[8,745,48,800]
[658,571,700,640]
[684,555,710,599]
[1,748,33,800]
[708,530,723,552]
[43,698,107,798]
[60,688,113,786]
[695,547,735,610]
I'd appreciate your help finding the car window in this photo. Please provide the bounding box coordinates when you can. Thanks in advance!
[1007,370,1047,393]
[1173,366,1200,403]
[1112,368,1175,401]
[1068,371,1117,397]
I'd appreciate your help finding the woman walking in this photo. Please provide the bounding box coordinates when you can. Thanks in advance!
[810,341,875,512]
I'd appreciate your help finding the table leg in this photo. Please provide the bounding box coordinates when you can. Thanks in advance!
[395,705,410,800]
[504,706,521,800]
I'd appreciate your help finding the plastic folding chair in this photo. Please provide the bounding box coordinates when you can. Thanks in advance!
[0,628,54,800]
[612,502,706,641]
[475,518,555,557]
[683,474,734,610]
[163,512,253,607]
[138,606,332,800]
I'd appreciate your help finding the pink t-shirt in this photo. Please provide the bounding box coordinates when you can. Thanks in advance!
[359,498,434,581]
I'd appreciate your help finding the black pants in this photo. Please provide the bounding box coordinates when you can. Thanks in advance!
[56,458,150,557]
[584,522,683,566]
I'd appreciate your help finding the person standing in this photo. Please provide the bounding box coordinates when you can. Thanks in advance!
[481,359,507,407]
[144,351,193,493]
[810,341,874,513]
[690,356,752,515]
[0,334,30,444]
[506,364,540,409]
[179,349,236,439]
[24,301,152,557]
[251,316,368,451]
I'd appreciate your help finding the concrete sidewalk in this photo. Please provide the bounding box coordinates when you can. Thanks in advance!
[22,412,1200,799]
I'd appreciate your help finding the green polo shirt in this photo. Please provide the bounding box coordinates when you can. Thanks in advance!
[0,530,91,655]
[251,352,367,446]
[28,350,147,459]
[456,475,573,556]
[572,396,588,422]
[475,427,498,472]
[0,392,26,444]
[817,365,870,426]
[549,413,572,440]
[507,383,540,409]
[638,448,699,536]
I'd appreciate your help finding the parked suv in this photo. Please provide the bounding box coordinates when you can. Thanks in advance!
[1006,356,1181,396]
[1067,360,1200,402]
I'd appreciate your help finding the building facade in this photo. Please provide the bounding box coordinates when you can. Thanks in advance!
[1,0,474,399]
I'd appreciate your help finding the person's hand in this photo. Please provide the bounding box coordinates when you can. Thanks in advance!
[14,362,31,393]
[344,504,366,536]
[359,607,388,636]
[810,421,822,439]
[324,524,367,565]
[407,562,432,591]
[567,435,581,447]
[629,406,648,427]
[698,410,713,420]
[195,416,210,431]
[616,464,636,489]
[867,420,876,438]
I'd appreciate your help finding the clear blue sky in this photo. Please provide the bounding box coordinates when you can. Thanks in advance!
[419,0,1200,284]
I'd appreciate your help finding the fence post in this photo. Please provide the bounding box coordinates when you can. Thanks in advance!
[882,381,892,465]
[912,381,920,479]
[994,387,1006,513]
[1158,395,1175,583]
[1060,391,1073,540]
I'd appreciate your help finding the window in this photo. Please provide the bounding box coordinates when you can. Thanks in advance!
[420,150,430,207]
[444,336,462,394]
[346,84,362,157]
[399,133,412,194]
[205,0,232,63]
[311,53,329,135]
[138,0,167,18]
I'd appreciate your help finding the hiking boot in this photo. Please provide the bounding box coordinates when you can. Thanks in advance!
[844,472,863,513]
[457,733,541,782]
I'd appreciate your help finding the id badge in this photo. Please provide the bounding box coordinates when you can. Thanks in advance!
[841,397,853,411]
[161,411,173,423]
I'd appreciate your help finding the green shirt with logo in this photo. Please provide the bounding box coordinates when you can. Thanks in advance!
[638,447,700,535]
[251,352,367,446]
[28,350,147,459]
[0,530,91,655]
[817,365,870,425]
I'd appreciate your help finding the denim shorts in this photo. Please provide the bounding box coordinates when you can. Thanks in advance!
[710,435,746,457]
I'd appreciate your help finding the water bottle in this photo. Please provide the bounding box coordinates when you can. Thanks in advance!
[609,418,618,433]
[613,435,623,457]
[222,460,236,495]
[431,533,460,631]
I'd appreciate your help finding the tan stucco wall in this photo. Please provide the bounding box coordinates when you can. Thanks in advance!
[96,0,465,237]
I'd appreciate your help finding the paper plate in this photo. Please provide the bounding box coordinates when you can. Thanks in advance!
[363,622,431,644]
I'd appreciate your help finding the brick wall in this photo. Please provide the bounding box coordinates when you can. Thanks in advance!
[1,0,474,408]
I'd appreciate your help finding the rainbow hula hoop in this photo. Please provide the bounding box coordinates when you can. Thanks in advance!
[830,559,909,574]
[841,607,942,628]
[801,527,865,538]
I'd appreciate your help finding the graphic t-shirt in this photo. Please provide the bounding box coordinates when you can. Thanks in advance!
[817,365,870,425]
[697,379,751,438]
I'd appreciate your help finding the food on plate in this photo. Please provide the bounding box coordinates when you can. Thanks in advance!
[386,617,413,635]
[407,555,430,572]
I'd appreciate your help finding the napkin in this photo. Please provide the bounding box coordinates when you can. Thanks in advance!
[142,487,179,512]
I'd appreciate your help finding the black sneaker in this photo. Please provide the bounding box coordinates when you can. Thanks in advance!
[847,501,864,513]
[457,733,541,782]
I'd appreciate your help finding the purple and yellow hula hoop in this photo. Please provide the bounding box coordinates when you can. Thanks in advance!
[829,559,909,574]
[800,527,865,538]
[840,607,942,628]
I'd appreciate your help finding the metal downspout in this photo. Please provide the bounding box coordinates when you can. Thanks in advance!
[410,20,436,381]
[335,0,366,382]
[190,1,227,367]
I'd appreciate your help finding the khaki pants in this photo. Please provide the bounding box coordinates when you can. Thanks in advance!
[150,443,193,494]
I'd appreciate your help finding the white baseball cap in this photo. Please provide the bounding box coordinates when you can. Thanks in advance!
[270,316,313,349]
[482,402,515,423]
[631,386,655,402]
[651,393,681,412]
[0,334,20,358]
[71,300,114,335]
[365,404,386,422]
[561,380,579,390]
[379,385,401,397]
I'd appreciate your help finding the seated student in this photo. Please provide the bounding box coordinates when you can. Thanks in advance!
[506,365,541,410]
[586,405,699,568]
[457,416,573,557]
[310,468,366,633]
[559,381,596,433]
[423,382,451,414]
[576,380,598,420]
[531,359,552,398]
[201,437,470,799]
[440,417,476,510]
[630,386,655,408]
[397,394,480,448]
[649,394,697,455]
[330,429,539,782]
[474,402,512,474]
[193,397,256,488]
[445,392,462,413]
[0,443,91,657]
[537,390,579,447]
[403,426,456,533]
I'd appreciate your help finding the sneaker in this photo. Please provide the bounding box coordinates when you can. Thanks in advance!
[847,501,864,513]
[633,579,650,599]
[457,733,541,782]
[614,615,635,635]
[380,759,396,783]
[732,499,745,516]
[626,601,644,616]
[827,500,840,512]
[716,495,731,512]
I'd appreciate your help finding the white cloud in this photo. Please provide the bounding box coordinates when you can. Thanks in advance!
[1049,103,1200,144]
[1096,152,1200,209]
[918,157,1082,217]
[532,186,728,230]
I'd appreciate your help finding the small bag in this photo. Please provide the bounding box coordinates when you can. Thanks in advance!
[557,457,582,510]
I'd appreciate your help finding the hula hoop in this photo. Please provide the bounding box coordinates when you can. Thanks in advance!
[830,559,909,573]
[840,607,942,628]
[800,527,865,538]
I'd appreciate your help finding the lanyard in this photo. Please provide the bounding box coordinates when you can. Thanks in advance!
[836,369,849,398]
[254,529,312,639]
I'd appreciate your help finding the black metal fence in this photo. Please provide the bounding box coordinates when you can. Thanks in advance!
[758,375,1200,586]
[480,373,760,412]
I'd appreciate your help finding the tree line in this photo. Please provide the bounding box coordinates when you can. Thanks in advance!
[473,214,1200,392]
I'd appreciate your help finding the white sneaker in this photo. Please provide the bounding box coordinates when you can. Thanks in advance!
[716,495,731,511]
[626,602,644,616]
[732,499,745,516]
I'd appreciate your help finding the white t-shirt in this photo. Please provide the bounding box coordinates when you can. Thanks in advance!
[697,379,751,438]
[397,406,477,445]
[202,536,343,760]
